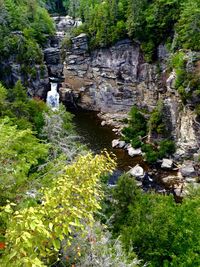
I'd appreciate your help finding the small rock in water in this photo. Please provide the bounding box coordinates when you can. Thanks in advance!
[112,139,120,148]
[127,147,142,157]
[161,158,173,169]
[101,120,106,126]
[118,141,126,148]
[129,164,144,179]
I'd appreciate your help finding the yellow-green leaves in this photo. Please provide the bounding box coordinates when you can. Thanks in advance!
[1,152,116,266]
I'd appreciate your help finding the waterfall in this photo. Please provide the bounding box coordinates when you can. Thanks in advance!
[47,82,59,110]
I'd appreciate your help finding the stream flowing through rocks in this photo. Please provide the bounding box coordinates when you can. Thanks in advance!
[70,109,179,195]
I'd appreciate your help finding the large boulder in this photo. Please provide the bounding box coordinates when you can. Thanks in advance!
[129,164,144,179]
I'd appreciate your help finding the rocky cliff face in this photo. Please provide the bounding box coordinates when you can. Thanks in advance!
[44,16,82,80]
[0,16,80,98]
[61,37,160,112]
[0,55,49,98]
[60,34,200,159]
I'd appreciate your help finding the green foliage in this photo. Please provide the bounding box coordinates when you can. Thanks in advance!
[0,117,48,204]
[170,51,200,107]
[158,139,176,158]
[0,83,7,116]
[142,140,175,164]
[68,0,200,60]
[176,0,200,51]
[111,175,200,267]
[1,81,48,133]
[148,100,166,135]
[111,173,142,234]
[0,153,116,266]
[60,35,72,60]
[142,143,159,164]
[122,103,175,163]
[171,51,187,89]
[0,0,55,78]
[122,106,147,148]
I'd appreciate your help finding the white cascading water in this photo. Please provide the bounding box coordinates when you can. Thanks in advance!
[47,82,59,110]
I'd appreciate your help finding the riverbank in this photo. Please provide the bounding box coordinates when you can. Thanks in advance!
[70,109,190,196]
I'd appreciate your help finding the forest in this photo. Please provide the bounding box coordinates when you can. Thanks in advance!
[0,0,200,266]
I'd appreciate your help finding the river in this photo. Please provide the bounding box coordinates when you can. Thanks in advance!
[71,109,178,192]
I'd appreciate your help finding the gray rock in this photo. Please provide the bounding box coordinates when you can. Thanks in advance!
[112,139,120,148]
[118,141,126,148]
[101,120,106,126]
[62,37,200,160]
[128,147,142,157]
[129,165,144,179]
[174,184,184,197]
[161,159,173,169]
[180,161,196,177]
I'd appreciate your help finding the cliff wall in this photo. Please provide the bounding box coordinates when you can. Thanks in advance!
[60,34,200,159]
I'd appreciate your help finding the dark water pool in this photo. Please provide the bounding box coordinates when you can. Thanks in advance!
[72,110,149,172]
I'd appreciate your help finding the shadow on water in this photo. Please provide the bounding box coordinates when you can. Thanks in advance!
[71,110,149,171]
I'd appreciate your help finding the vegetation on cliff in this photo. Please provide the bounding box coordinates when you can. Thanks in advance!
[122,105,176,164]
[62,0,200,61]
[0,0,55,84]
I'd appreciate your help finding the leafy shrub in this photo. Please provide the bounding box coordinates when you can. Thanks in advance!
[148,100,166,135]
[158,139,176,158]
[142,143,159,164]
[122,106,147,147]
[176,0,200,51]
[0,153,116,266]
[111,175,200,267]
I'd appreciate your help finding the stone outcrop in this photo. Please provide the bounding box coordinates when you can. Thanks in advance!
[60,34,200,159]
[61,37,160,112]
[0,59,49,98]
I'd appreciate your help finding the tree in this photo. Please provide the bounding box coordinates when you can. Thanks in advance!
[176,0,200,51]
[41,105,85,160]
[126,0,148,38]
[0,117,48,204]
[122,106,147,148]
[0,153,116,266]
[111,175,200,266]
